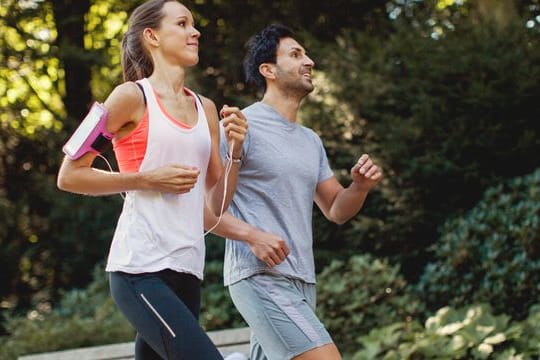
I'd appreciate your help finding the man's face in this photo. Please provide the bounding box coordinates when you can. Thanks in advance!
[273,37,315,97]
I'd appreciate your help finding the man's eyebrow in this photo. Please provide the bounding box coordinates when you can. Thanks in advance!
[289,46,306,53]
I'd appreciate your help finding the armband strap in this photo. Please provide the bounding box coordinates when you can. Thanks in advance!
[91,133,112,154]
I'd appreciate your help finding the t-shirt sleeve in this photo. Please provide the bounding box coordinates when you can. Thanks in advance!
[317,136,334,184]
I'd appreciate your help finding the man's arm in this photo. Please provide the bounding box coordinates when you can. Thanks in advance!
[315,154,382,225]
[204,206,290,267]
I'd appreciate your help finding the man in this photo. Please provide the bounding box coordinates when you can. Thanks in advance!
[206,24,382,360]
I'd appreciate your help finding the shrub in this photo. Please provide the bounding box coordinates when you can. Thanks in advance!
[416,168,540,319]
[200,260,247,330]
[0,259,250,358]
[303,19,540,280]
[0,264,133,359]
[316,254,423,355]
[353,303,540,359]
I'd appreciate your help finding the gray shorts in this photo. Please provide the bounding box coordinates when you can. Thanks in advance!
[228,273,333,360]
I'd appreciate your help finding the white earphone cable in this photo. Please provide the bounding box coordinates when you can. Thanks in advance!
[204,141,235,236]
[97,153,126,200]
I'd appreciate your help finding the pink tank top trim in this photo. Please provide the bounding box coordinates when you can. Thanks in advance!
[113,86,198,173]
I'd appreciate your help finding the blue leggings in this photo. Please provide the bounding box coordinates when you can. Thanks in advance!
[109,270,223,360]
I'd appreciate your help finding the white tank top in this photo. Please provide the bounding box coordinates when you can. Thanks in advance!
[106,78,211,279]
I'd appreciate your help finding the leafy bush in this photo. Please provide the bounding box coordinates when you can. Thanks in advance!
[0,134,123,310]
[353,303,540,359]
[316,254,423,355]
[200,260,247,330]
[303,19,540,280]
[0,260,246,359]
[0,264,133,359]
[0,306,133,360]
[416,168,540,320]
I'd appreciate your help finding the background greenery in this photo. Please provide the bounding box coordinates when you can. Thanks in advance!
[1,0,539,359]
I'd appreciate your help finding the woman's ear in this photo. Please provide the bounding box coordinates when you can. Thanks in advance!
[259,63,276,80]
[142,28,159,47]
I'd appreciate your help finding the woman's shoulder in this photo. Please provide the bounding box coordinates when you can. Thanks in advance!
[103,81,147,131]
[195,93,216,110]
[104,81,146,112]
[194,93,218,123]
[109,81,145,102]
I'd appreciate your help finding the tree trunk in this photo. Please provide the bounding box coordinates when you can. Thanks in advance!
[475,0,518,28]
[51,0,92,127]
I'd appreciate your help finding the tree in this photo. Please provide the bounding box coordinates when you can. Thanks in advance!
[0,0,393,313]
[0,0,126,311]
[302,4,540,279]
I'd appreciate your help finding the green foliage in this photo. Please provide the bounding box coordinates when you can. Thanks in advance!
[0,123,122,311]
[304,17,540,279]
[0,307,133,360]
[0,259,247,358]
[515,304,540,355]
[200,260,246,331]
[201,236,246,330]
[353,303,540,359]
[186,0,392,107]
[416,168,540,320]
[316,254,423,355]
[0,0,391,318]
[0,264,133,360]
[0,0,66,134]
[0,0,125,311]
[2,0,540,355]
[55,263,111,318]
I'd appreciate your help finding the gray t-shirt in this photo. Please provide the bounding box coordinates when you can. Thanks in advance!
[220,102,334,286]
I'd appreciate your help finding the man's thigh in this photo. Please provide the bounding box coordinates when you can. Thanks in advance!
[229,273,334,360]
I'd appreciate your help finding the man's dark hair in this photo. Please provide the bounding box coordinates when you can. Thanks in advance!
[243,24,294,91]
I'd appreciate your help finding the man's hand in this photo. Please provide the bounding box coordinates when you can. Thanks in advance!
[247,229,290,268]
[350,154,382,192]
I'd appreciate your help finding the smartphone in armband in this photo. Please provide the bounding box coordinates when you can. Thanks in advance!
[62,102,113,160]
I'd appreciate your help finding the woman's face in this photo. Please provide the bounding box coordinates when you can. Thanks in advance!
[152,1,201,67]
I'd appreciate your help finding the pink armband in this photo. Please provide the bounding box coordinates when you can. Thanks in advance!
[62,102,113,160]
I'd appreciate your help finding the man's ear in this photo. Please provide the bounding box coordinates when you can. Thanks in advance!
[143,28,159,47]
[259,63,276,80]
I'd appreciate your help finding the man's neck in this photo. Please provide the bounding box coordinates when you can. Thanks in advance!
[261,89,302,123]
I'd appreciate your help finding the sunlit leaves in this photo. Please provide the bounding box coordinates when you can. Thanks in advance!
[0,0,63,136]
[436,0,467,10]
[0,58,64,134]
[0,0,133,135]
[85,1,127,47]
[85,0,130,100]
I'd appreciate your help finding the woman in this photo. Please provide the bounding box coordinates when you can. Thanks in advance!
[57,1,247,358]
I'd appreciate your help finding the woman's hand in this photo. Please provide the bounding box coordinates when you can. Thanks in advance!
[220,105,248,159]
[143,165,200,194]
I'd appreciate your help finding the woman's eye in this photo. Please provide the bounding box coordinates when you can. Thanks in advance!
[178,21,186,27]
